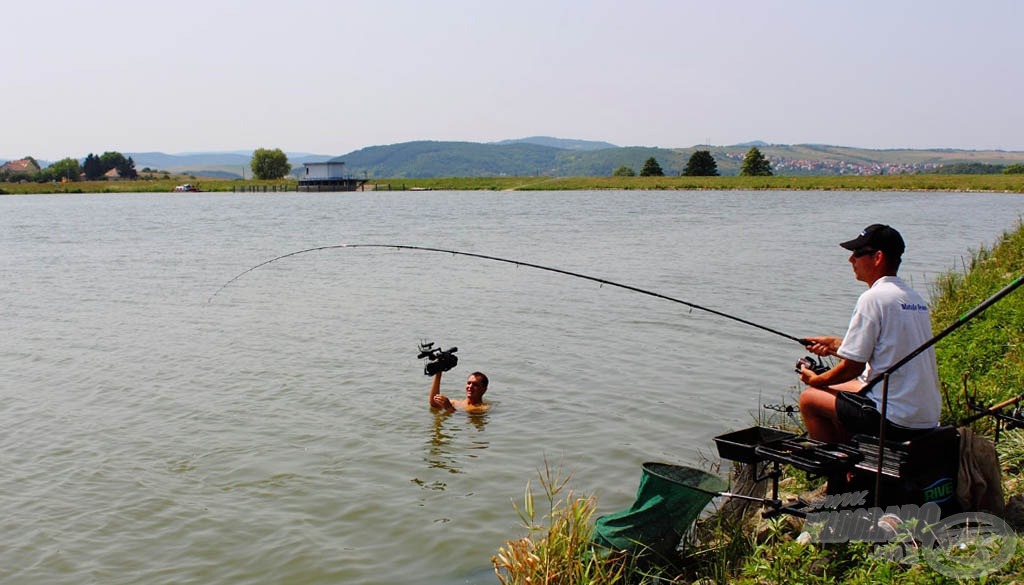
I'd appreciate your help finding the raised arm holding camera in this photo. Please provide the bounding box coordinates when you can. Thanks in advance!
[419,342,491,413]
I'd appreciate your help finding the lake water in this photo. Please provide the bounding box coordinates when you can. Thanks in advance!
[1,190,1022,584]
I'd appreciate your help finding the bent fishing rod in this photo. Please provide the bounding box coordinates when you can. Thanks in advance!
[209,244,811,346]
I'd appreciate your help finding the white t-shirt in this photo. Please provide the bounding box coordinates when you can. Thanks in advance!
[837,275,941,428]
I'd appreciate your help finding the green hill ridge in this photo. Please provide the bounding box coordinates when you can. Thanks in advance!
[11,137,1023,179]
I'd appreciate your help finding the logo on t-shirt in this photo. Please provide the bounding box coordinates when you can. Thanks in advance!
[901,303,928,311]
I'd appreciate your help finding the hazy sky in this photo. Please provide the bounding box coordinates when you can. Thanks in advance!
[5,0,1023,160]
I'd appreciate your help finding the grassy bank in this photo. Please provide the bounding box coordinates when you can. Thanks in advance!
[0,177,297,195]
[931,221,1024,495]
[2,173,1023,195]
[495,221,1024,584]
[370,174,1024,193]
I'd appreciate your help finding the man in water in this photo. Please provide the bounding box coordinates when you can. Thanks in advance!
[798,224,940,443]
[429,370,491,413]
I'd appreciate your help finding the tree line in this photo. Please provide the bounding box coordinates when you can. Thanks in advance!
[1,147,295,183]
[613,147,774,178]
[1,151,138,183]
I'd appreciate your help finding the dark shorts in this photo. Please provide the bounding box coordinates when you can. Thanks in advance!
[835,392,930,441]
[835,391,882,436]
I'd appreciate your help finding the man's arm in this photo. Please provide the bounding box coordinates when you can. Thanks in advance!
[801,357,865,389]
[803,335,843,357]
[428,372,454,410]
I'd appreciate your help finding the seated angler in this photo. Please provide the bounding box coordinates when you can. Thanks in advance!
[798,224,941,444]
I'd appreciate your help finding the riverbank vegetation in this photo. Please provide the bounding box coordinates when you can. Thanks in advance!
[494,221,1024,583]
[0,176,298,195]
[931,222,1024,500]
[370,173,1024,192]
[2,173,1023,195]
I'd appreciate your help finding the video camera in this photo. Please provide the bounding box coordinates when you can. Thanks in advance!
[417,341,459,376]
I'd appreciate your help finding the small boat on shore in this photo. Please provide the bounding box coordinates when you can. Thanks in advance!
[173,184,200,192]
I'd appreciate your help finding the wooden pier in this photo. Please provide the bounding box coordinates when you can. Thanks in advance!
[296,178,367,192]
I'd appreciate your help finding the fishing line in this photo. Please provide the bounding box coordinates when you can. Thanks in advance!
[209,244,811,346]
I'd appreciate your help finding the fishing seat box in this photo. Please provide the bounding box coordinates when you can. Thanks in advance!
[840,425,961,516]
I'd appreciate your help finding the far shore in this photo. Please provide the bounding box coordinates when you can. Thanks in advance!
[1,173,1023,195]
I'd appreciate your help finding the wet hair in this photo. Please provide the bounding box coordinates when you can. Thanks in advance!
[469,371,489,388]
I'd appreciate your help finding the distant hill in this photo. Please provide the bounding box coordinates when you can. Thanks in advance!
[336,140,564,178]
[335,141,1024,178]
[734,144,1024,176]
[127,151,333,178]
[131,151,250,169]
[14,137,1019,179]
[493,136,619,151]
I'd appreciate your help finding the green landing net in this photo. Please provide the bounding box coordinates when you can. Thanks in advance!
[592,463,727,557]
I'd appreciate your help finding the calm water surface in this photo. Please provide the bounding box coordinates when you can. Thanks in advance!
[1,190,1021,584]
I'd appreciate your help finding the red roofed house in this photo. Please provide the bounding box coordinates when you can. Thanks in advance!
[0,158,41,176]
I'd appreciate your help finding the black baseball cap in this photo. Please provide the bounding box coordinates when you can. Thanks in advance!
[840,224,905,257]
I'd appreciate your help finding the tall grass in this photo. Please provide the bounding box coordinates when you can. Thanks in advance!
[492,460,637,585]
[930,220,1024,430]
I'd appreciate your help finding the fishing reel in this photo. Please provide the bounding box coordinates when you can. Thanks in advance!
[417,341,458,376]
[795,355,829,375]
[1009,406,1024,431]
